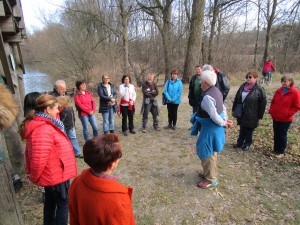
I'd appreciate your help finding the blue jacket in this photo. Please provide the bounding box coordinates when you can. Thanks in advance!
[163,78,183,104]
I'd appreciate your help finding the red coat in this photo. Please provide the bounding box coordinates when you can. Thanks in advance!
[262,60,276,72]
[269,86,300,122]
[74,90,97,116]
[24,116,77,186]
[69,169,135,225]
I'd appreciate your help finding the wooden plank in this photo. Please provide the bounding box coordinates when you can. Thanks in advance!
[12,1,21,18]
[0,1,5,16]
[4,32,22,42]
[0,16,15,32]
[0,28,15,93]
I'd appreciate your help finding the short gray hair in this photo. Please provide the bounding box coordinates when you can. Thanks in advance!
[202,64,214,72]
[201,70,216,86]
[54,80,66,89]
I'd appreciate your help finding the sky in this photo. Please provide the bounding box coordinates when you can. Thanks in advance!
[21,0,65,34]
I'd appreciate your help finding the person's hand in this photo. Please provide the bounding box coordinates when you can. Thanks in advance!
[169,99,173,103]
[225,119,234,128]
[89,111,94,115]
[111,98,116,103]
[129,100,134,105]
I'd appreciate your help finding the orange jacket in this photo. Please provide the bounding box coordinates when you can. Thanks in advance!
[24,116,77,186]
[69,169,135,225]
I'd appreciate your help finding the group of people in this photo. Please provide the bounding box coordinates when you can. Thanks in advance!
[18,60,300,224]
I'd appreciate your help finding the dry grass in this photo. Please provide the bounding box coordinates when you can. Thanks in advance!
[16,80,300,225]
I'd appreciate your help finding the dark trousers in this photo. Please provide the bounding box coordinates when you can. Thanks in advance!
[121,105,135,132]
[142,103,159,128]
[273,120,292,154]
[237,126,254,147]
[192,95,201,114]
[44,187,69,225]
[167,103,179,126]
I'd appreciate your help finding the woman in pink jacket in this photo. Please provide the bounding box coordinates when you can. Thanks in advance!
[74,80,99,141]
[19,94,77,225]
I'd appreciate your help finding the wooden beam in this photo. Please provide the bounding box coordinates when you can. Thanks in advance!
[0,16,16,32]
[4,32,22,42]
[0,1,5,16]
[16,43,24,74]
[12,0,21,18]
[0,28,15,93]
[3,0,13,16]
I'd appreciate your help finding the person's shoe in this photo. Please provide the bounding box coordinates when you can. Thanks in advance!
[110,130,114,133]
[75,154,84,159]
[197,179,218,189]
[275,153,284,159]
[172,125,176,130]
[198,172,205,179]
[233,144,242,149]
[129,129,136,134]
[142,129,147,133]
[154,127,161,131]
[123,131,128,136]
[164,124,172,129]
[242,146,251,151]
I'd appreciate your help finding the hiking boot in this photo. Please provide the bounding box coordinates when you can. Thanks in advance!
[123,131,128,136]
[164,124,172,129]
[197,179,218,189]
[242,146,251,151]
[130,129,136,134]
[233,144,242,149]
[172,125,176,130]
[154,127,161,131]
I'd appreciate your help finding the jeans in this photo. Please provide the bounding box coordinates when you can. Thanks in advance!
[262,71,271,80]
[79,114,99,141]
[66,127,81,156]
[102,105,115,133]
[273,120,292,154]
[44,187,69,225]
[121,105,135,132]
[237,126,254,147]
[167,103,179,126]
[142,103,159,129]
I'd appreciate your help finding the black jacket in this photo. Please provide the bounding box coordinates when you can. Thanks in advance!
[232,82,266,128]
[188,74,203,106]
[97,82,117,113]
[216,72,230,101]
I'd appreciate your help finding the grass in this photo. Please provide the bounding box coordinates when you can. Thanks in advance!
[16,79,300,225]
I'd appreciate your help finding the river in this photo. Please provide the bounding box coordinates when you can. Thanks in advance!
[23,67,59,94]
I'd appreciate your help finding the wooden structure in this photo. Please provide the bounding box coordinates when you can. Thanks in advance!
[0,0,27,95]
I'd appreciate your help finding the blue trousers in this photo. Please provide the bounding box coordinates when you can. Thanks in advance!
[66,127,81,156]
[79,114,99,141]
[101,105,115,133]
[273,120,292,154]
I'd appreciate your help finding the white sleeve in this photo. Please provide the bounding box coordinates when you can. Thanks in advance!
[119,84,125,98]
[131,85,137,101]
[201,95,226,126]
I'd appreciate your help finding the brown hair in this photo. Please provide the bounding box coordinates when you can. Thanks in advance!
[83,134,122,173]
[19,94,57,140]
[246,71,258,79]
[171,69,178,75]
[281,74,294,86]
[121,75,131,83]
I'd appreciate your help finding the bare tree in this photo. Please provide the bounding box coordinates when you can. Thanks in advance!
[182,0,205,83]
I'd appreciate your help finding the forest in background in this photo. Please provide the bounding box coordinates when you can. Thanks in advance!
[21,0,300,85]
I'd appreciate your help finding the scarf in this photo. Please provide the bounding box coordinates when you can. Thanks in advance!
[90,169,119,181]
[35,112,65,133]
[244,82,255,92]
[282,87,289,95]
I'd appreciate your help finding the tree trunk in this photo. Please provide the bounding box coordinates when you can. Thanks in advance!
[262,0,278,63]
[253,0,261,68]
[182,0,205,83]
[208,0,219,64]
[162,4,172,81]
[0,150,24,225]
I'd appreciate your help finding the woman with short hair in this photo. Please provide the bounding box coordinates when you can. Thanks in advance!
[232,71,267,151]
[269,75,300,157]
[69,134,135,225]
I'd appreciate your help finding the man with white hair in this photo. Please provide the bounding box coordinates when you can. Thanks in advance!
[50,80,82,158]
[193,70,233,188]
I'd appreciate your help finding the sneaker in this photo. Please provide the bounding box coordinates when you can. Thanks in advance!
[275,153,284,159]
[198,172,205,179]
[142,129,147,133]
[154,127,161,131]
[197,179,218,189]
[123,131,128,136]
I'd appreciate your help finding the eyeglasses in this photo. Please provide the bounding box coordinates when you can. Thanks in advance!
[245,75,253,79]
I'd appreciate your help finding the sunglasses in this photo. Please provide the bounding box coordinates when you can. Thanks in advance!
[245,75,253,79]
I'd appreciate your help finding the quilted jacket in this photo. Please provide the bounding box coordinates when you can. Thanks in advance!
[24,116,77,186]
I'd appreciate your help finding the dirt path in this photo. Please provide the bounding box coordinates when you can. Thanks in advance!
[16,82,300,225]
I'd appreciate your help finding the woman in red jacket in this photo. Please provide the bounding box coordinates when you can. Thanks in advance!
[19,94,77,225]
[74,80,99,141]
[269,75,300,157]
[69,134,135,225]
